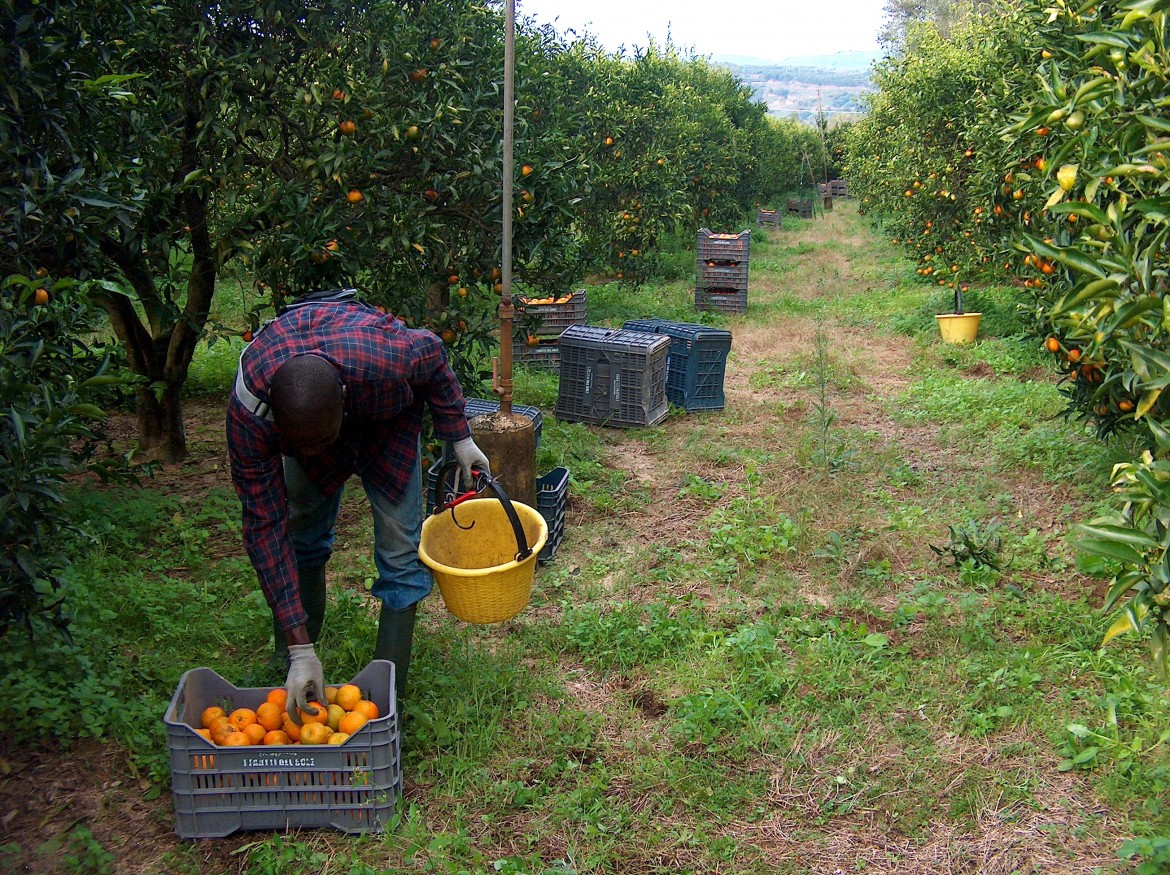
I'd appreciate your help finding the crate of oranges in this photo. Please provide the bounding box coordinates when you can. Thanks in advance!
[163,659,400,839]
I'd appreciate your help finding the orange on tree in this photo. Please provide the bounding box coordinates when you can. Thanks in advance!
[1045,337,1061,353]
[33,288,49,306]
[347,189,364,204]
[339,119,357,136]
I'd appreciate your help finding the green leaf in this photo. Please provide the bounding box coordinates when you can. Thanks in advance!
[1076,539,1146,564]
[863,633,888,648]
[1029,237,1108,278]
[1077,523,1161,548]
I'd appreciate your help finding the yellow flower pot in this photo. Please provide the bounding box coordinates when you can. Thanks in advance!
[936,312,982,344]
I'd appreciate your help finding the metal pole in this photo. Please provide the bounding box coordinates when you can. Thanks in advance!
[497,0,516,416]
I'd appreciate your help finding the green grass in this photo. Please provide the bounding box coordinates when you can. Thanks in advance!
[10,200,1170,874]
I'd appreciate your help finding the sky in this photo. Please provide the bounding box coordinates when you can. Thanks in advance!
[515,0,888,63]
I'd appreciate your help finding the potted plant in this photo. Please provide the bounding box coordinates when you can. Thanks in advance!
[935,284,981,344]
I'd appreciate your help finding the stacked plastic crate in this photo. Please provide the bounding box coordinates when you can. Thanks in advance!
[756,208,782,230]
[622,319,732,412]
[512,289,587,371]
[555,325,671,428]
[786,197,814,219]
[695,228,750,314]
[830,179,849,198]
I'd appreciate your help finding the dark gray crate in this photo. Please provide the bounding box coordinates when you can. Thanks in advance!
[164,661,400,839]
[786,198,814,219]
[756,208,783,228]
[696,227,751,262]
[516,289,587,337]
[699,262,750,287]
[555,325,670,428]
[514,338,561,371]
[622,319,732,411]
[536,466,569,562]
[695,286,748,314]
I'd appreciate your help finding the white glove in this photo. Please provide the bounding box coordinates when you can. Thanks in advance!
[452,437,491,486]
[285,643,325,726]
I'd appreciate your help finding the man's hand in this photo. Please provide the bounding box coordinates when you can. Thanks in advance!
[285,643,325,725]
[452,437,491,485]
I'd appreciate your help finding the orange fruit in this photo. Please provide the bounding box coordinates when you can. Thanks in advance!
[298,702,328,725]
[1067,348,1082,363]
[266,688,288,709]
[326,704,346,731]
[1045,337,1060,353]
[195,728,212,742]
[263,729,291,746]
[347,189,364,204]
[334,684,363,712]
[201,706,227,729]
[338,711,369,736]
[243,723,268,745]
[328,732,350,745]
[339,119,356,136]
[324,686,339,705]
[256,702,284,732]
[281,718,301,743]
[352,700,380,721]
[299,722,332,745]
[228,708,257,731]
[33,288,48,306]
[222,731,250,747]
[208,715,232,738]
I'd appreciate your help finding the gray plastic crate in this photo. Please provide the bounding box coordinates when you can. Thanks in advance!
[696,228,751,262]
[695,286,748,315]
[514,338,561,371]
[756,208,783,228]
[622,319,732,411]
[555,325,670,428]
[516,289,587,337]
[786,198,814,219]
[164,660,400,839]
[536,466,569,562]
[698,263,749,287]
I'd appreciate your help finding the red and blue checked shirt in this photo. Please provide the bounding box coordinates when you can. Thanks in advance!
[227,298,471,632]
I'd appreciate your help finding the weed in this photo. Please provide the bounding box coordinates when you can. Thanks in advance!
[931,518,1005,570]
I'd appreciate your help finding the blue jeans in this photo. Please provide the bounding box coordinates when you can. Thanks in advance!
[284,450,433,611]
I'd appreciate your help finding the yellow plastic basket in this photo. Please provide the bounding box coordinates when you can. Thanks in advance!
[419,495,547,625]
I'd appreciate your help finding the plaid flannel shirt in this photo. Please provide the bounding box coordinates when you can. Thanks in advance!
[227,297,471,632]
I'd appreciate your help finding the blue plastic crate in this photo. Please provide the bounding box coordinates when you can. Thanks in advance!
[622,319,732,411]
[536,466,569,563]
[555,326,670,428]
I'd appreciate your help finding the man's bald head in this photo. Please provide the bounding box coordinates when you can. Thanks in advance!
[270,355,343,455]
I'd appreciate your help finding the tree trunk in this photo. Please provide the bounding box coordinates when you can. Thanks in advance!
[135,381,187,462]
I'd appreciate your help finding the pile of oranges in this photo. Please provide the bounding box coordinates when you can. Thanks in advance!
[194,683,381,747]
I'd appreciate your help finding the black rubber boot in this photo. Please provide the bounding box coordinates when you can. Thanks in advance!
[373,602,417,703]
[271,564,328,668]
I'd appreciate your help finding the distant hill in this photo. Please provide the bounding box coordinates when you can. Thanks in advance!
[716,50,881,124]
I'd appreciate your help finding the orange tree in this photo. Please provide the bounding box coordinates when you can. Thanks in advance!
[847,15,1036,301]
[1,0,136,636]
[1008,0,1170,672]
